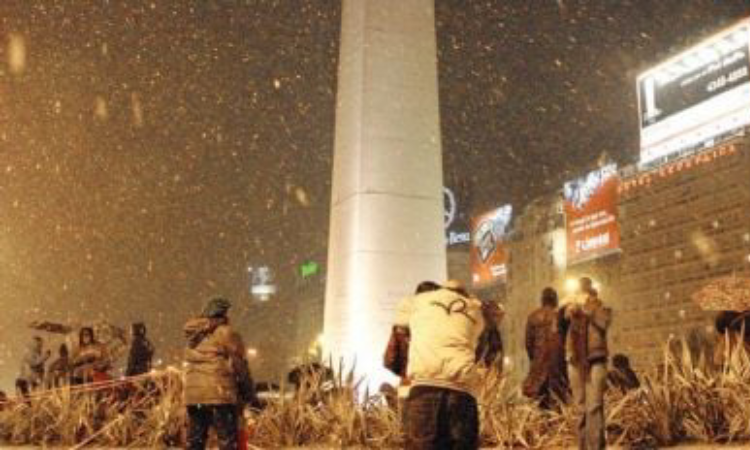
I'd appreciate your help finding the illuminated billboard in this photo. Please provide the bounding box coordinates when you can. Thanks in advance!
[470,205,512,286]
[563,164,620,264]
[248,266,276,301]
[638,19,750,166]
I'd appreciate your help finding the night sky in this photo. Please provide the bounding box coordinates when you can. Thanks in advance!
[1,1,749,390]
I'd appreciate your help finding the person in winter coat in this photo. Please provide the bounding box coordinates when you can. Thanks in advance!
[561,279,612,450]
[523,287,568,408]
[46,344,71,388]
[17,336,51,396]
[396,280,485,450]
[184,297,255,450]
[125,322,155,377]
[71,327,110,384]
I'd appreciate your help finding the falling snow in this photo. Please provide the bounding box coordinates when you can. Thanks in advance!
[0,1,749,390]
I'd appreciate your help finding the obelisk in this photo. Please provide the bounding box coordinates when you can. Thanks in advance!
[324,0,446,388]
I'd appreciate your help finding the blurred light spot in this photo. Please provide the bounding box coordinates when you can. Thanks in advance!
[131,92,144,127]
[94,96,108,120]
[294,187,310,207]
[8,33,26,75]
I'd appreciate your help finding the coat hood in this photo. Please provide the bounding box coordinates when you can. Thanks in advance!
[184,317,227,349]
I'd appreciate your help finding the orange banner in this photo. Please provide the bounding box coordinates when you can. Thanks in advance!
[470,205,513,287]
[563,164,620,264]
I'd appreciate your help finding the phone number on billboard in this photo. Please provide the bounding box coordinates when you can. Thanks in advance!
[707,66,749,93]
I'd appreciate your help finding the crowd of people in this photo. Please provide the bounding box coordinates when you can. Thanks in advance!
[15,322,155,397]
[386,276,634,450]
[9,280,750,450]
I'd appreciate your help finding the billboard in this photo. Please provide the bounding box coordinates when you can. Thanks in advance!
[563,164,620,264]
[470,205,513,286]
[638,19,750,166]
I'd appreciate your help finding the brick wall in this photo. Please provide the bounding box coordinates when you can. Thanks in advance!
[502,138,750,376]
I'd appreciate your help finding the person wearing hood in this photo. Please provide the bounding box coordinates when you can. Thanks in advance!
[125,322,155,377]
[17,336,51,396]
[184,297,255,450]
[71,327,111,384]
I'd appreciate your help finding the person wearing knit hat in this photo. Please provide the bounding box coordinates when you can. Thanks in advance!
[183,297,256,450]
[202,297,232,319]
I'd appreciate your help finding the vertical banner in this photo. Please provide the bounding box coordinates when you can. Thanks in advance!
[470,205,513,287]
[563,164,620,264]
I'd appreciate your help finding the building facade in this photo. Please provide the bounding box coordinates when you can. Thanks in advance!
[501,138,750,374]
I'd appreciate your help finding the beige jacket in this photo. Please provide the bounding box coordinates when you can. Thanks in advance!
[183,318,247,405]
[395,288,485,397]
[565,296,612,367]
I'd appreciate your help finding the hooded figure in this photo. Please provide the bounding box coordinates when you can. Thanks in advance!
[71,327,110,384]
[184,297,255,450]
[126,322,155,377]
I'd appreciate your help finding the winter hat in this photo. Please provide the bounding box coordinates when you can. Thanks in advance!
[202,297,232,319]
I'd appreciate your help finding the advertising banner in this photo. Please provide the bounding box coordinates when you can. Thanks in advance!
[637,19,750,166]
[563,164,620,265]
[470,205,513,287]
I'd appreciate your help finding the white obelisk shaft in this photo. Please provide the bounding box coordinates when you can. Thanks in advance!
[324,0,446,388]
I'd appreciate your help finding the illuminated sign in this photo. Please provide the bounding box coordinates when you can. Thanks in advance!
[620,143,739,194]
[248,266,276,301]
[300,261,320,279]
[444,186,471,246]
[470,205,513,286]
[638,19,750,166]
[563,164,620,264]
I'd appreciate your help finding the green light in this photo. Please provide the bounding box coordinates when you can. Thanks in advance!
[300,261,319,279]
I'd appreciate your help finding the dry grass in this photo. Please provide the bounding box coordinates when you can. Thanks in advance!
[0,370,185,448]
[4,339,750,448]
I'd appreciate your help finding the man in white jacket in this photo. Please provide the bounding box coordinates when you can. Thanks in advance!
[395,280,485,450]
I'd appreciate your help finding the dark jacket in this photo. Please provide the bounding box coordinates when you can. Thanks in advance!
[607,366,640,392]
[184,317,253,406]
[523,306,566,399]
[566,297,612,371]
[384,326,410,378]
[126,336,154,377]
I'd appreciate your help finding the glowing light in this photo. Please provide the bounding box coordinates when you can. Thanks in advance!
[247,348,258,358]
[7,34,26,75]
[565,278,578,294]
